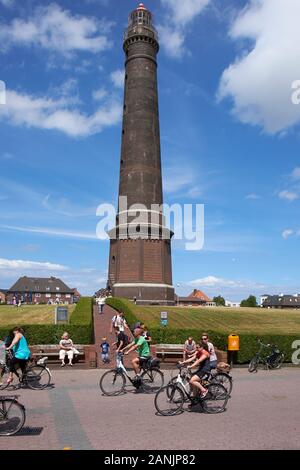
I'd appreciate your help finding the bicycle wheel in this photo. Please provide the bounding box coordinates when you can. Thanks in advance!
[0,365,9,391]
[25,365,51,390]
[141,368,164,394]
[272,354,284,369]
[0,400,26,436]
[99,370,126,396]
[212,372,233,396]
[248,356,259,373]
[202,383,228,414]
[154,384,185,416]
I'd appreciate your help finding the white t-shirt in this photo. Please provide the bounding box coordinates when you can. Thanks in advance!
[112,315,127,332]
[208,341,217,362]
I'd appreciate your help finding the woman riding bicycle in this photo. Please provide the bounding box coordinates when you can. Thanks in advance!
[180,341,211,398]
[5,327,31,385]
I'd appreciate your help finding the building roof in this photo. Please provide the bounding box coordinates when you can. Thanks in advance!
[188,289,211,302]
[137,3,147,10]
[263,295,300,307]
[7,277,73,294]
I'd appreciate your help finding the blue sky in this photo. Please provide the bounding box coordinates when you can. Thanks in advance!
[1,0,300,300]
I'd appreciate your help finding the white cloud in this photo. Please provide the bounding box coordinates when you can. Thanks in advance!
[282,229,294,240]
[159,0,210,58]
[278,190,299,202]
[246,193,260,200]
[0,258,68,271]
[163,167,200,197]
[189,275,260,289]
[110,69,124,89]
[218,0,300,134]
[92,88,107,101]
[0,88,122,137]
[0,3,112,56]
[161,0,210,27]
[291,167,300,180]
[0,0,14,7]
[0,225,98,240]
[157,25,185,59]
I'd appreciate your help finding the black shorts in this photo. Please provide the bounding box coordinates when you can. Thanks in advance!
[193,369,210,379]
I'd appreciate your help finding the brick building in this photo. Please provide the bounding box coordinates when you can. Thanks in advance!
[7,277,77,305]
[177,289,214,307]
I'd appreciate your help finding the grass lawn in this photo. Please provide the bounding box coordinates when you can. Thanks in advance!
[0,304,76,327]
[128,303,300,335]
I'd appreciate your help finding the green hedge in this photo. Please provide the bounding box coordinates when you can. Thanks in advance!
[105,298,299,363]
[0,297,93,345]
[105,297,139,326]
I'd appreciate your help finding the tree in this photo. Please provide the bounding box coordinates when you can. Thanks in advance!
[213,295,225,306]
[240,295,258,308]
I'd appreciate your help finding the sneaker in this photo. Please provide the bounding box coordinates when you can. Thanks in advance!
[61,363,65,367]
[200,389,208,399]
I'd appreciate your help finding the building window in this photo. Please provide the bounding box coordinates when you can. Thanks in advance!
[46,294,51,298]
[56,287,60,291]
[35,293,41,298]
[66,294,71,299]
[46,287,50,291]
[56,294,61,298]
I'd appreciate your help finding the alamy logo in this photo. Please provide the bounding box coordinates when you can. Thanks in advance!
[0,80,6,105]
[291,80,300,105]
[291,340,300,365]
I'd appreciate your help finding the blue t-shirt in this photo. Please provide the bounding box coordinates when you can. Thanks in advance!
[13,335,31,360]
[100,342,110,354]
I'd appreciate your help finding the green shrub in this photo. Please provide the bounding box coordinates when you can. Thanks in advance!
[0,297,93,345]
[105,298,299,363]
[105,297,139,326]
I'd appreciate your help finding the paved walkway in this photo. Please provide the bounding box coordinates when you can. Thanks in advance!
[93,304,133,369]
[1,368,300,450]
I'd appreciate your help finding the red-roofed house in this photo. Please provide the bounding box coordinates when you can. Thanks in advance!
[176,289,215,307]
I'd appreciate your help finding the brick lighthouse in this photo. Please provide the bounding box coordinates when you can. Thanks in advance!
[107,3,175,305]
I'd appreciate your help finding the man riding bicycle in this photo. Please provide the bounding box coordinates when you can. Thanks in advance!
[123,328,151,378]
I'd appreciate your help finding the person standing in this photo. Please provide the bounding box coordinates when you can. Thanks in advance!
[201,333,218,369]
[97,297,106,314]
[110,312,129,335]
[100,337,110,363]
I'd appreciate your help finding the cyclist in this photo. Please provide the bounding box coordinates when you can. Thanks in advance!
[5,327,31,385]
[123,327,151,378]
[180,341,210,398]
[201,333,218,370]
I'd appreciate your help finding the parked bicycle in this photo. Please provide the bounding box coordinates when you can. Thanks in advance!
[155,365,229,416]
[248,339,284,373]
[99,352,164,395]
[0,395,26,436]
[0,351,52,391]
[169,364,233,397]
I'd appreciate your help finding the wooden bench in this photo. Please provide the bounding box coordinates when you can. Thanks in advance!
[155,344,184,362]
[155,344,228,363]
[30,345,85,365]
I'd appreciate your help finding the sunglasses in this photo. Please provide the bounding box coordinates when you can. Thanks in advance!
[202,337,208,340]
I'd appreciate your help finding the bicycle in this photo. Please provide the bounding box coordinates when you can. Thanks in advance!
[0,351,52,391]
[248,339,284,373]
[99,352,164,395]
[169,364,233,397]
[0,395,26,436]
[155,365,229,416]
